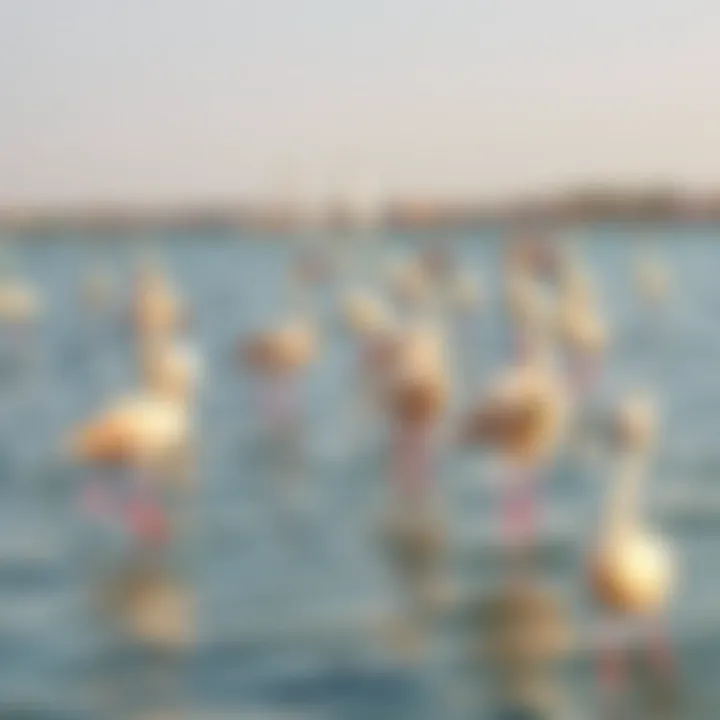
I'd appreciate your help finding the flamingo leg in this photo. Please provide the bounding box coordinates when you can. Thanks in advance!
[123,468,169,548]
[81,465,127,521]
[596,619,627,718]
[571,353,601,403]
[82,475,116,519]
[648,622,676,677]
[393,424,436,506]
[501,466,538,549]
[644,616,680,714]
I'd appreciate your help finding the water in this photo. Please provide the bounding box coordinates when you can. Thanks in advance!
[1,225,720,718]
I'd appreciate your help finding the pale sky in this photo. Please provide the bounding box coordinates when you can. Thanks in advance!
[2,0,720,207]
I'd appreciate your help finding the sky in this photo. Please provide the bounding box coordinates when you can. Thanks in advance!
[1,0,720,208]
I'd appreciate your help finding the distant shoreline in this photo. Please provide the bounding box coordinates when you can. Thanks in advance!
[4,187,720,236]
[3,220,720,243]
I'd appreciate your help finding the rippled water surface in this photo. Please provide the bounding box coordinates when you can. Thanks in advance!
[2,226,720,718]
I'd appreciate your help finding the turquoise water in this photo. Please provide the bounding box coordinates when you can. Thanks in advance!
[2,226,720,718]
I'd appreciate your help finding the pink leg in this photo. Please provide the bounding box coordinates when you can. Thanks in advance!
[647,620,676,680]
[597,622,627,715]
[255,377,275,431]
[122,473,169,548]
[81,478,116,519]
[501,468,537,548]
[571,354,602,402]
[393,425,435,505]
[260,375,299,435]
[600,644,624,694]
[125,494,168,547]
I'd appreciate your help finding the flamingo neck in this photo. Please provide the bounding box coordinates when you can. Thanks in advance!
[606,450,647,542]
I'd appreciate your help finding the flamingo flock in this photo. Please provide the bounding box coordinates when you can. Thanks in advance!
[0,228,687,717]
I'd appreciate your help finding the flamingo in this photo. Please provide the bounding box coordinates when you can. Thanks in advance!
[341,289,392,337]
[555,258,608,399]
[461,326,568,548]
[131,260,185,344]
[239,318,318,493]
[82,266,114,312]
[380,322,453,652]
[140,338,202,406]
[590,394,677,711]
[388,258,432,314]
[0,275,41,363]
[69,392,190,545]
[0,277,40,324]
[635,253,671,307]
